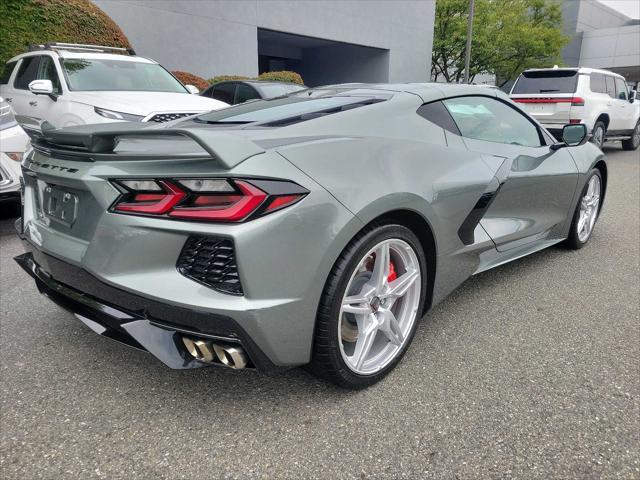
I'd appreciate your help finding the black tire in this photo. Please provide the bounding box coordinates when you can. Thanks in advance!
[590,121,606,149]
[563,168,603,249]
[309,223,427,389]
[621,120,640,151]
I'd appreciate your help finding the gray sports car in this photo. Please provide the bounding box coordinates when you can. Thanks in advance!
[15,83,606,388]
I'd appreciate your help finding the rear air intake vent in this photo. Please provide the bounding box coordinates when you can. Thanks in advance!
[177,236,243,295]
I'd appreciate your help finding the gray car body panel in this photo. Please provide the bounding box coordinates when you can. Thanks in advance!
[17,83,607,368]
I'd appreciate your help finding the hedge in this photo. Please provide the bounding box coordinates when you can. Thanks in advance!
[171,71,209,91]
[208,71,305,86]
[0,0,131,66]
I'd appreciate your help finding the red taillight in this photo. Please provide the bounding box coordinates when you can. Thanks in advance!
[114,181,186,214]
[169,181,268,221]
[111,178,307,222]
[513,96,585,106]
[569,119,582,124]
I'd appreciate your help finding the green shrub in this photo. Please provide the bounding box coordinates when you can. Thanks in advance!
[207,75,251,84]
[0,0,131,66]
[257,71,304,85]
[208,71,305,86]
[171,70,209,91]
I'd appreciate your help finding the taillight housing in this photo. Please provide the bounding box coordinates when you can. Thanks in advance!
[110,178,308,222]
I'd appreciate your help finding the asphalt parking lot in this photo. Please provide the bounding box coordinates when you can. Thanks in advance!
[0,144,638,479]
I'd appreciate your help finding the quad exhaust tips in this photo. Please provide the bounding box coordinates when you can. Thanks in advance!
[181,337,248,369]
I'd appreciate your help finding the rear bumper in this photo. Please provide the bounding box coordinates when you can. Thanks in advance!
[14,234,283,373]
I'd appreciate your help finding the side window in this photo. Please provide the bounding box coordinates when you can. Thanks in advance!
[210,83,236,104]
[614,77,628,100]
[0,61,17,85]
[201,86,214,98]
[235,84,259,104]
[443,96,542,147]
[605,76,617,98]
[14,57,40,90]
[417,101,461,135]
[37,56,61,94]
[590,73,606,94]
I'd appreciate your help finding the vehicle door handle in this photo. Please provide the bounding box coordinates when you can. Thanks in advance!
[29,101,38,107]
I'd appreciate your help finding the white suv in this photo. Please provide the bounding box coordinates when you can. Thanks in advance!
[510,67,640,151]
[0,43,228,130]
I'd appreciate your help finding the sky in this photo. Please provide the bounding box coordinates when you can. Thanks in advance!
[597,0,640,19]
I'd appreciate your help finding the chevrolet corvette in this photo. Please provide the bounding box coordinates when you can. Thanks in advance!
[15,83,607,388]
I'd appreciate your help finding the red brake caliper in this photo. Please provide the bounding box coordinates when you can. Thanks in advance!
[387,261,397,282]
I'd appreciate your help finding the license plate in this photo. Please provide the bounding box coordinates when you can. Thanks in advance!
[42,185,78,226]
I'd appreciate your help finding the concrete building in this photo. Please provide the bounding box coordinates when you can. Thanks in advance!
[92,0,436,86]
[562,0,640,83]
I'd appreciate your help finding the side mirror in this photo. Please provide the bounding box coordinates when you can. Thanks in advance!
[629,90,636,103]
[28,79,53,95]
[551,124,588,150]
[185,84,199,95]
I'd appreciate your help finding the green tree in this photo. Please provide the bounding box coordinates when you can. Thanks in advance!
[431,0,568,87]
[0,0,131,67]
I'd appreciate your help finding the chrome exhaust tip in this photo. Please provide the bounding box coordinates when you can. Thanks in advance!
[181,337,248,369]
[213,344,248,369]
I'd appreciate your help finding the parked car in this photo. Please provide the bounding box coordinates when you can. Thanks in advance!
[510,66,640,150]
[201,80,306,104]
[0,43,229,129]
[15,84,607,388]
[0,98,29,203]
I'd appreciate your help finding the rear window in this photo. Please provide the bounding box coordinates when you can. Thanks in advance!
[196,93,387,125]
[512,70,578,94]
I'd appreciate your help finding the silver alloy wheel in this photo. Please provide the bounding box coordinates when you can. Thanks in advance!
[577,175,601,242]
[633,123,640,148]
[592,125,604,148]
[338,239,421,375]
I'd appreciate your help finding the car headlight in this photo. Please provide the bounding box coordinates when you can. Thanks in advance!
[94,107,144,122]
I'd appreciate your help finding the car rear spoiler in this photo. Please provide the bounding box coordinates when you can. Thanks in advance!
[32,122,265,170]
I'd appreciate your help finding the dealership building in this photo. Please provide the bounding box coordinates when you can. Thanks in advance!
[93,0,435,86]
[561,0,640,84]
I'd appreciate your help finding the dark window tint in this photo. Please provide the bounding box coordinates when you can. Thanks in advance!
[444,96,542,147]
[197,94,387,125]
[14,57,40,90]
[37,56,61,93]
[512,70,578,94]
[0,61,16,85]
[614,77,628,100]
[590,73,606,93]
[201,85,215,98]
[605,76,616,98]
[417,101,460,134]
[210,83,236,104]
[235,84,260,104]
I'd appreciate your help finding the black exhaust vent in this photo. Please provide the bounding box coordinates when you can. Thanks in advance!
[177,236,243,295]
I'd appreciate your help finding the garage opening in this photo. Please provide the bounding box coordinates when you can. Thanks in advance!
[257,28,390,87]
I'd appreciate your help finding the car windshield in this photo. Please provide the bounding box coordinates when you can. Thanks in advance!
[512,70,578,94]
[257,83,306,98]
[61,58,187,93]
[196,94,382,124]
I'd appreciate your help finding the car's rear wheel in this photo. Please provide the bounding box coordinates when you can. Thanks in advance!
[564,169,602,249]
[310,223,426,389]
[590,121,606,149]
[621,120,640,151]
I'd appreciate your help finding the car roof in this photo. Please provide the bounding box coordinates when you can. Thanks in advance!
[8,50,156,64]
[312,82,506,103]
[521,66,625,78]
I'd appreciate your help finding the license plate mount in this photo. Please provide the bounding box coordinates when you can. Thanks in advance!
[42,185,78,227]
